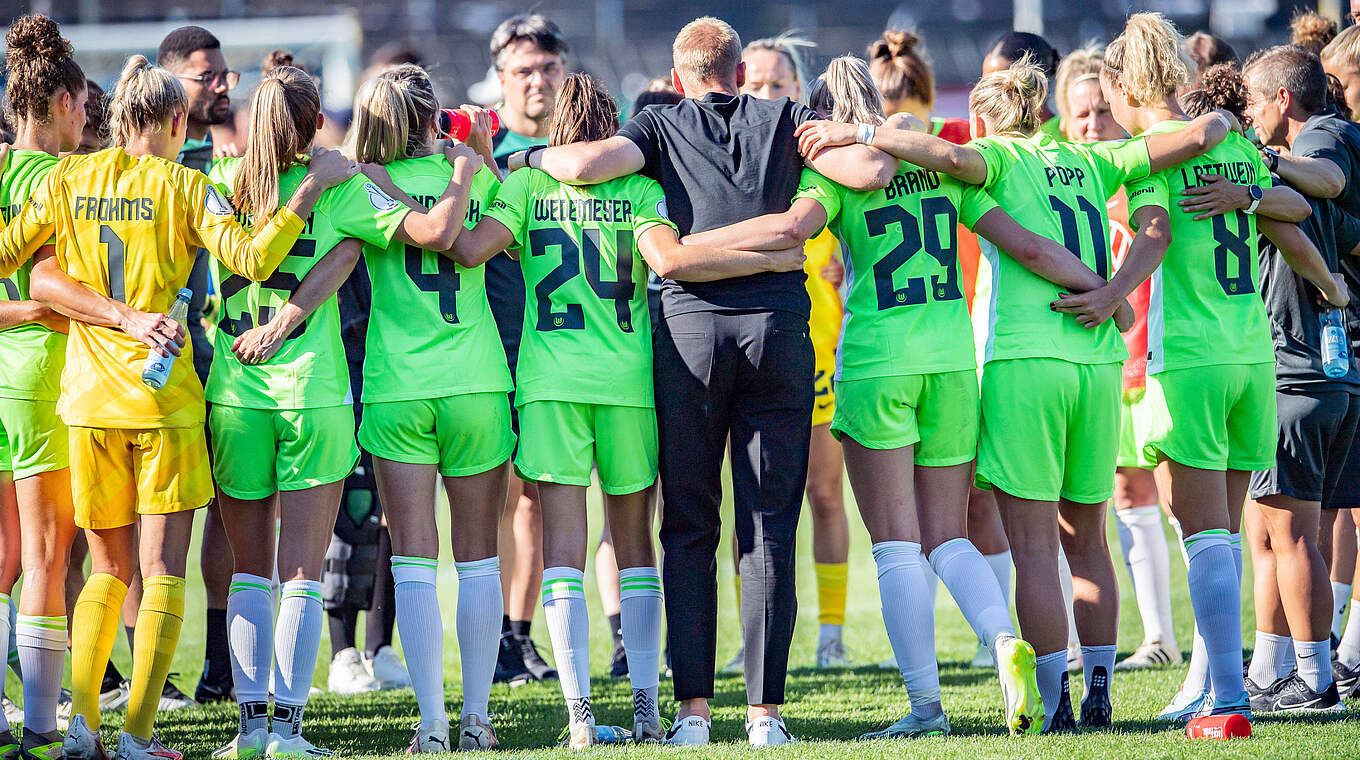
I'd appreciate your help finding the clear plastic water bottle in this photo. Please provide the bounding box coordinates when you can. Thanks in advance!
[141,288,192,389]
[1320,308,1350,379]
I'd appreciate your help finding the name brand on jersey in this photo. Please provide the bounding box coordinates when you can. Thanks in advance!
[413,194,482,224]
[1179,161,1256,188]
[531,198,633,223]
[73,196,154,222]
[1045,166,1088,189]
[883,169,942,200]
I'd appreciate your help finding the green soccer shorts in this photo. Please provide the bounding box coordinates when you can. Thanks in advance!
[0,398,68,479]
[210,404,358,499]
[514,400,657,494]
[1139,363,1277,471]
[830,370,979,466]
[359,393,515,477]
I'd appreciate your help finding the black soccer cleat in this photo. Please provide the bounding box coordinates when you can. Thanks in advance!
[493,632,534,686]
[519,636,559,681]
[1333,654,1360,699]
[1042,672,1078,734]
[1255,674,1345,714]
[1079,665,1112,728]
[609,640,629,679]
[195,671,235,704]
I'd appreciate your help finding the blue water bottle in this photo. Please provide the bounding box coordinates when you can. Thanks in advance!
[141,288,192,389]
[1320,308,1350,379]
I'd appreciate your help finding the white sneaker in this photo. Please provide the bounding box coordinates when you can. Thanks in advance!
[1,696,21,727]
[1066,641,1083,673]
[113,732,182,760]
[407,717,451,753]
[366,646,411,690]
[99,683,130,713]
[970,641,995,669]
[458,714,498,750]
[62,715,110,760]
[816,636,848,669]
[327,648,380,695]
[662,714,710,746]
[212,729,269,759]
[265,733,332,757]
[57,687,74,730]
[746,716,796,746]
[1115,640,1183,671]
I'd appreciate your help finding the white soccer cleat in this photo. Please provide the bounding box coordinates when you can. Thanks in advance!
[561,718,597,750]
[212,729,269,759]
[61,715,110,760]
[971,641,995,669]
[265,733,332,758]
[662,714,710,746]
[746,716,796,746]
[1066,641,1083,673]
[99,683,130,712]
[859,711,951,740]
[816,637,849,669]
[1115,640,1182,671]
[458,714,498,751]
[1,696,21,728]
[57,687,75,730]
[405,717,450,753]
[113,732,182,760]
[1158,688,1212,723]
[367,646,412,690]
[327,648,380,695]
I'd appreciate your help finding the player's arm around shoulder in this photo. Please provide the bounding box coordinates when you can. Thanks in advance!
[528,135,645,186]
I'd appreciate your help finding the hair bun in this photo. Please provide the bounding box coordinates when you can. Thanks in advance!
[6,14,72,66]
[263,50,295,75]
[883,29,919,58]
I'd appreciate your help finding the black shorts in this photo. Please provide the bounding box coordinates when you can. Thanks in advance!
[1249,389,1360,509]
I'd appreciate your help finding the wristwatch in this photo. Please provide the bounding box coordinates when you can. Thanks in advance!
[1245,184,1263,215]
[1261,147,1281,173]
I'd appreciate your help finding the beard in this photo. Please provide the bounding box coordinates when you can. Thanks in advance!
[190,95,231,127]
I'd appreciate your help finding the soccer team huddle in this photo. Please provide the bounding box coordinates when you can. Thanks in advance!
[2,3,1360,758]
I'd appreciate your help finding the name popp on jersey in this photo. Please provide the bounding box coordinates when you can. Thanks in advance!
[73,196,154,222]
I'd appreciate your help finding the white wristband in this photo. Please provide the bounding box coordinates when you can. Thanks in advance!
[856,122,876,146]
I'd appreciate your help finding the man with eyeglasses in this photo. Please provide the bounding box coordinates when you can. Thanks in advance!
[154,23,241,709]
[484,13,568,687]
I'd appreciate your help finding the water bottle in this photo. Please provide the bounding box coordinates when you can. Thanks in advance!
[1320,308,1350,379]
[141,288,191,390]
[1185,713,1251,740]
[438,108,499,141]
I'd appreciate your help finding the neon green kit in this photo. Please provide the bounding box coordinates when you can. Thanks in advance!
[969,133,1150,501]
[794,164,995,462]
[485,168,673,493]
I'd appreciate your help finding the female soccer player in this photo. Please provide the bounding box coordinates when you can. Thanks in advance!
[343,63,509,753]
[1055,44,1182,673]
[452,72,804,747]
[1051,12,1338,727]
[0,53,358,760]
[740,33,853,671]
[796,53,1243,732]
[0,14,84,759]
[205,65,482,758]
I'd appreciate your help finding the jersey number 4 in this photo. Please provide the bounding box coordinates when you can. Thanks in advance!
[405,245,460,324]
[529,227,635,332]
[865,197,962,310]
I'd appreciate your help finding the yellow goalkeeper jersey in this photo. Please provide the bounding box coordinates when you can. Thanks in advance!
[0,146,304,429]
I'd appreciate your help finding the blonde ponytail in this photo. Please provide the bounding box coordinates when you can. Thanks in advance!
[807,56,886,126]
[969,55,1048,137]
[234,66,320,219]
[107,54,187,147]
[1104,13,1192,106]
[345,63,438,164]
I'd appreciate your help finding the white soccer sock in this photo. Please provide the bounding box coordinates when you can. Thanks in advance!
[272,579,323,738]
[1035,650,1067,730]
[1058,548,1079,648]
[619,566,662,723]
[227,572,274,734]
[393,556,446,725]
[1296,639,1333,692]
[1081,645,1116,692]
[984,550,1013,606]
[1247,631,1292,686]
[1168,515,1190,567]
[455,556,501,721]
[542,566,592,722]
[1185,530,1245,703]
[1339,599,1360,668]
[930,538,1015,648]
[1333,582,1352,640]
[16,615,66,734]
[0,594,9,732]
[1115,505,1176,645]
[872,541,941,718]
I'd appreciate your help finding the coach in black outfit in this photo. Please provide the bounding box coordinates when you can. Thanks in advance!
[515,16,895,742]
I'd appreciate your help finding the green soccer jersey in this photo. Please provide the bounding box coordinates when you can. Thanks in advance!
[1127,121,1275,373]
[485,169,675,407]
[969,132,1150,366]
[0,150,63,401]
[362,157,510,402]
[794,164,996,380]
[204,158,410,409]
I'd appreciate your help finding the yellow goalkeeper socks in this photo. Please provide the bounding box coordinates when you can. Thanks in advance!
[71,573,129,730]
[815,562,849,626]
[124,575,186,740]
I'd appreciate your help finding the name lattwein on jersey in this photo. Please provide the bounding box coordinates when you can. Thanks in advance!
[1178,161,1257,188]
[883,168,942,199]
[73,196,155,222]
[518,197,635,223]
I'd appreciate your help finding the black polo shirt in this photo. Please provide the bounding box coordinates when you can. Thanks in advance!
[1292,109,1360,218]
[618,92,817,318]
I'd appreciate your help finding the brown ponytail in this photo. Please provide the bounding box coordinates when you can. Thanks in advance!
[548,73,619,147]
[234,66,320,218]
[867,29,934,111]
[5,14,85,124]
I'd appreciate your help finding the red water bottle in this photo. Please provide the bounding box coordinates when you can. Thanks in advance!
[439,108,499,140]
[1185,714,1251,740]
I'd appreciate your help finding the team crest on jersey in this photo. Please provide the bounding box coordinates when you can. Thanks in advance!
[365,183,400,211]
[205,185,235,216]
[655,198,668,219]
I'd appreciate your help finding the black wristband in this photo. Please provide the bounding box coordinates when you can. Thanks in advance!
[1263,148,1280,173]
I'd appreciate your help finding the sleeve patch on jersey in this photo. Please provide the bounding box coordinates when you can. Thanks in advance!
[365,182,400,212]
[204,185,235,216]
[656,198,669,219]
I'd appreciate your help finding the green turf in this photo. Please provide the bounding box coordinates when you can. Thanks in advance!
[25,482,1360,757]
